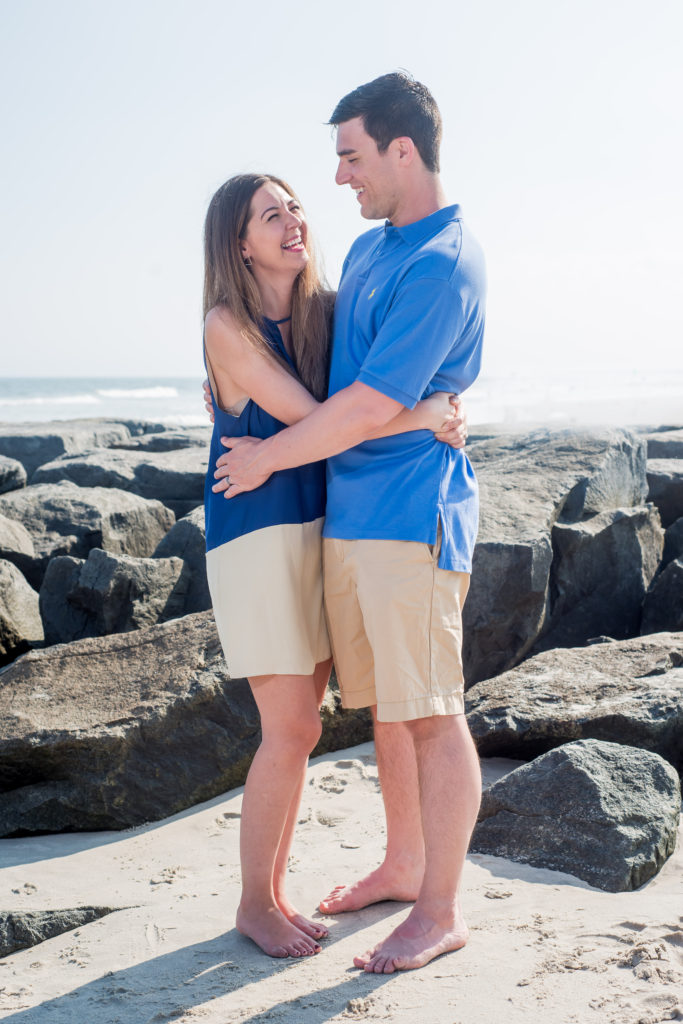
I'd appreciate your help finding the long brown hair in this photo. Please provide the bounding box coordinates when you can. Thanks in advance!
[203,173,332,401]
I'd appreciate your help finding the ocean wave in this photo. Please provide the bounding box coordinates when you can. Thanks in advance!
[96,387,179,400]
[0,394,101,407]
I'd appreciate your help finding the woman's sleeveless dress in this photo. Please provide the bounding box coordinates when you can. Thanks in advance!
[204,317,330,678]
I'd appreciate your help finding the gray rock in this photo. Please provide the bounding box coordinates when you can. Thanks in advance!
[0,483,175,587]
[152,506,210,613]
[465,633,683,770]
[40,548,190,643]
[0,455,26,495]
[0,907,118,958]
[534,505,663,651]
[0,513,35,583]
[641,560,683,635]
[644,429,683,459]
[663,517,683,569]
[471,739,681,892]
[464,428,648,682]
[110,427,212,452]
[0,560,43,666]
[0,420,132,477]
[647,459,683,528]
[33,447,207,517]
[0,611,367,834]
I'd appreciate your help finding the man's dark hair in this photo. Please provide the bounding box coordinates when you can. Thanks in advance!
[328,72,442,174]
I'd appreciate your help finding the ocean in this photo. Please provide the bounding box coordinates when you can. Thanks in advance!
[0,372,681,429]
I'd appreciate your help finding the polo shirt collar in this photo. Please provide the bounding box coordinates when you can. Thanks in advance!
[384,204,462,244]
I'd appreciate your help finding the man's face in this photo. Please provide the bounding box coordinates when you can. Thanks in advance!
[335,117,401,222]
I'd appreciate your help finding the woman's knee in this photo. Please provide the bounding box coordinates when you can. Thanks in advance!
[262,708,322,755]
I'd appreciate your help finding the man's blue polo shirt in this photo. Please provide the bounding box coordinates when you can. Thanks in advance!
[323,204,486,572]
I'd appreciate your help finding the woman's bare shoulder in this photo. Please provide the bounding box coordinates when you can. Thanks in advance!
[204,306,244,354]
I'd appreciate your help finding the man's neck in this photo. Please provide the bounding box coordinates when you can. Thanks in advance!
[388,175,449,228]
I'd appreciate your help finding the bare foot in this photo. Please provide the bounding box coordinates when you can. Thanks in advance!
[236,902,322,958]
[276,894,329,939]
[319,861,422,915]
[353,904,469,973]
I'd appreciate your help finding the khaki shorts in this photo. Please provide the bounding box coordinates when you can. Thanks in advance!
[322,534,469,723]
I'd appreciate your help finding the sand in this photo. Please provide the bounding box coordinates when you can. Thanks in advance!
[0,743,681,1024]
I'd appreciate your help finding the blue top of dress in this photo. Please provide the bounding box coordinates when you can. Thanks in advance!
[204,316,326,554]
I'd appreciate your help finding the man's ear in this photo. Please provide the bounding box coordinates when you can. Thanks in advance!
[394,136,416,166]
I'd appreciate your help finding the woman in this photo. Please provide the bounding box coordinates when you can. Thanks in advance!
[203,173,466,960]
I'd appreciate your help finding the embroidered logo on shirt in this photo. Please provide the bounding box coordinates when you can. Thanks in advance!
[368,288,377,299]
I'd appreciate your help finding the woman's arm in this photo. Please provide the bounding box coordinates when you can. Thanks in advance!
[204,308,319,426]
[367,392,468,448]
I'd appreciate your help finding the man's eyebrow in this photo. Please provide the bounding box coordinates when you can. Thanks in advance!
[336,147,357,157]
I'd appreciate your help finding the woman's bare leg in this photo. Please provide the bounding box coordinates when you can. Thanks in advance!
[272,658,332,938]
[236,671,324,958]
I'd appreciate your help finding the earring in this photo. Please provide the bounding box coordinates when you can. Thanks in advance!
[243,256,252,267]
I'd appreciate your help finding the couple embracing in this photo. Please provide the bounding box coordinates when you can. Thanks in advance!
[202,72,486,974]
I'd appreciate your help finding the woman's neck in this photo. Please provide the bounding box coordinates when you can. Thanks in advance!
[252,269,295,322]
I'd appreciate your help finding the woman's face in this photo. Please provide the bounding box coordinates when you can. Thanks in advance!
[240,182,308,277]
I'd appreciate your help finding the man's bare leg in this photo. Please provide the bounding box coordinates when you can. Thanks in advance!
[273,659,332,939]
[319,707,425,914]
[354,713,481,972]
[237,672,324,958]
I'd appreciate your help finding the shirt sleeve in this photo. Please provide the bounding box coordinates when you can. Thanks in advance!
[355,277,477,408]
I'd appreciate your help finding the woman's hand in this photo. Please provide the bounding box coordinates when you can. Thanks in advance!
[203,379,214,423]
[418,393,469,448]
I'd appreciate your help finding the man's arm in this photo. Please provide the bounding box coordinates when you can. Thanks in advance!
[213,382,402,496]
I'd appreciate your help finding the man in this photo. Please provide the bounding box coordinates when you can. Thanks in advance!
[215,72,486,973]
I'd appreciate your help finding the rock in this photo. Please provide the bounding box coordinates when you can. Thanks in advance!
[0,455,26,495]
[0,420,132,478]
[471,740,680,892]
[152,506,210,613]
[465,633,683,771]
[464,428,648,682]
[534,506,663,651]
[647,459,683,528]
[110,427,212,452]
[0,560,43,666]
[33,447,207,517]
[0,612,368,834]
[641,561,683,635]
[0,513,35,582]
[0,908,118,958]
[644,429,683,459]
[0,483,175,588]
[663,517,683,569]
[40,548,190,644]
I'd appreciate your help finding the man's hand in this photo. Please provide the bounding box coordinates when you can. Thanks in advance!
[203,379,215,423]
[435,394,468,448]
[212,436,271,497]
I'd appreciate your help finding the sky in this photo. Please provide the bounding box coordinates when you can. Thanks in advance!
[1,0,681,383]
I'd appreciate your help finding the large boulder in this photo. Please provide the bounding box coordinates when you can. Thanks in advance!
[0,612,367,835]
[646,459,683,528]
[0,908,118,958]
[39,548,190,644]
[0,483,174,587]
[0,455,26,495]
[464,428,648,682]
[152,506,210,613]
[0,560,43,666]
[0,512,35,582]
[644,429,683,459]
[110,427,212,453]
[641,561,683,636]
[663,517,683,569]
[470,739,680,892]
[533,505,663,652]
[33,447,207,517]
[466,633,683,771]
[0,420,132,478]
